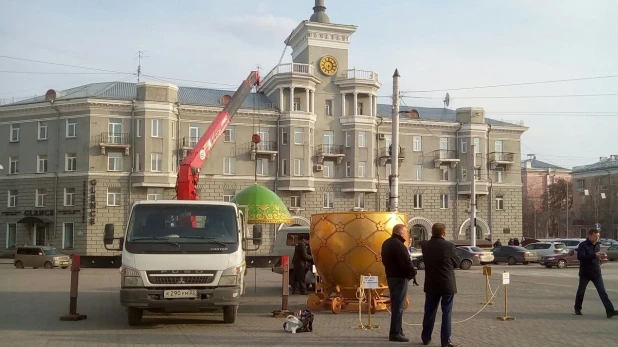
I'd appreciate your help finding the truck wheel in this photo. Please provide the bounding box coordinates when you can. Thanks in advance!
[14,261,24,269]
[223,305,238,324]
[127,307,143,326]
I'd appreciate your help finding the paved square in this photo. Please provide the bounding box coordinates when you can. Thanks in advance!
[1,262,618,346]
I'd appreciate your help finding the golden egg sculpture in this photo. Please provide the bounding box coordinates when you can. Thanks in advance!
[307,211,410,314]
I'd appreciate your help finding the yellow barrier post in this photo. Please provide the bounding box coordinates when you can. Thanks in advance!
[497,271,515,321]
[481,265,493,305]
[359,275,380,329]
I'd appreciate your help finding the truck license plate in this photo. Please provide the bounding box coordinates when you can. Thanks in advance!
[163,289,198,299]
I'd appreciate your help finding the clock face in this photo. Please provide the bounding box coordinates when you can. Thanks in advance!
[319,55,338,76]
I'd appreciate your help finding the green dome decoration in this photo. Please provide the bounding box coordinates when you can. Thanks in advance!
[231,184,294,224]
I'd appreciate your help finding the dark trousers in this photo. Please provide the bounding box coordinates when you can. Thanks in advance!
[292,264,307,293]
[574,275,615,313]
[386,277,409,337]
[421,294,454,346]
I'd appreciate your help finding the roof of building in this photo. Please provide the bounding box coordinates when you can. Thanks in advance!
[572,156,618,173]
[2,81,521,127]
[521,157,570,171]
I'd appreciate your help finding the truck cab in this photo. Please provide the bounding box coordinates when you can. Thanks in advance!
[103,200,261,326]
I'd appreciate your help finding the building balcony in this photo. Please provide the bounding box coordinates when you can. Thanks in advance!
[434,150,460,168]
[250,141,278,161]
[97,132,131,155]
[335,69,381,89]
[457,180,490,196]
[379,146,405,165]
[179,136,199,158]
[316,144,345,164]
[260,63,320,90]
[489,152,515,169]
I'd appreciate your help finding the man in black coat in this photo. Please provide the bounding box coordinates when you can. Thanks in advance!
[420,223,461,347]
[292,235,312,295]
[574,228,618,318]
[381,224,418,342]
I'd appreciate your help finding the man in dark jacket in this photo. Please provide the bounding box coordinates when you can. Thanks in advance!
[574,228,618,318]
[420,223,461,347]
[292,235,312,295]
[381,224,417,342]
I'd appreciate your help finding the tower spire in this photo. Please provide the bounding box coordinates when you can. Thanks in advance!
[310,0,330,23]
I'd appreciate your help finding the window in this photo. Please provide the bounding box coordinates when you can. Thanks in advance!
[576,179,584,190]
[440,165,449,181]
[496,167,504,183]
[294,128,303,144]
[345,132,351,147]
[440,194,449,209]
[135,119,142,138]
[473,137,481,153]
[293,98,301,111]
[151,153,162,172]
[496,196,504,210]
[257,158,268,176]
[36,189,46,207]
[358,161,367,178]
[358,132,367,147]
[10,124,20,142]
[223,189,235,202]
[135,153,142,172]
[323,161,334,178]
[414,165,423,180]
[66,119,77,138]
[386,164,391,178]
[474,166,481,181]
[413,194,423,209]
[107,187,121,206]
[413,136,422,152]
[9,157,19,174]
[38,121,48,140]
[325,100,333,116]
[65,153,77,171]
[355,192,365,209]
[384,134,392,148]
[357,102,364,115]
[171,121,176,139]
[151,119,162,137]
[346,161,351,177]
[108,119,122,144]
[291,193,301,208]
[460,138,467,153]
[281,159,288,176]
[294,159,302,176]
[189,124,200,147]
[147,188,164,201]
[462,168,468,181]
[171,154,177,172]
[281,130,288,145]
[6,223,16,249]
[37,155,48,173]
[108,152,122,171]
[323,192,334,208]
[224,157,236,175]
[64,188,75,206]
[62,223,74,249]
[7,190,17,208]
[224,126,235,142]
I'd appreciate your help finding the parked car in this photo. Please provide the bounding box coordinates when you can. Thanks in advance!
[412,248,480,270]
[409,246,422,259]
[13,245,71,269]
[457,246,494,263]
[605,244,618,261]
[523,242,567,261]
[540,249,608,269]
[560,238,586,251]
[491,245,537,265]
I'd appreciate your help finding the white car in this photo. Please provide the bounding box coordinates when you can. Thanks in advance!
[409,247,422,259]
[457,246,494,263]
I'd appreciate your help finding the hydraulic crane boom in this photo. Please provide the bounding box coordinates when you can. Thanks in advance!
[177,71,261,201]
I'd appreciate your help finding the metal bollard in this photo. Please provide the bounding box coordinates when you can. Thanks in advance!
[59,255,87,321]
[272,255,292,318]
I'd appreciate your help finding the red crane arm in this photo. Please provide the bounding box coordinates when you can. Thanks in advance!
[176,71,261,201]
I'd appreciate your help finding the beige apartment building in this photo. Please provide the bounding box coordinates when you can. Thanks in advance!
[0,1,527,259]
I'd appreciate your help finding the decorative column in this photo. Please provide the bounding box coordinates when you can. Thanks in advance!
[374,95,378,116]
[341,93,346,117]
[289,86,295,112]
[353,92,358,116]
[367,94,373,117]
[311,90,315,114]
[305,89,310,112]
[279,88,284,111]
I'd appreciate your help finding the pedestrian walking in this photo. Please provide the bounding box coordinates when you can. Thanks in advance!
[574,228,618,318]
[381,224,418,342]
[420,223,461,347]
[291,235,312,295]
[493,239,502,248]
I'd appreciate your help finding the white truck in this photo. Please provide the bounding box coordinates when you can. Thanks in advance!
[103,200,262,326]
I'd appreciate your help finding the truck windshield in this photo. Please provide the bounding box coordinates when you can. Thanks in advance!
[126,204,238,243]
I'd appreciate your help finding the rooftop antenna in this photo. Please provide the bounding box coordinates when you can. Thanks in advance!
[443,92,450,108]
[137,51,149,83]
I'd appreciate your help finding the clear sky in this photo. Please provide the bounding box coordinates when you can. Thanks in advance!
[1,0,617,169]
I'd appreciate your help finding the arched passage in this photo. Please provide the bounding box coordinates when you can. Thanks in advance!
[277,216,311,231]
[458,217,491,240]
[408,217,433,248]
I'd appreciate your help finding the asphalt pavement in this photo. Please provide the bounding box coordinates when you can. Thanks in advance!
[1,262,618,347]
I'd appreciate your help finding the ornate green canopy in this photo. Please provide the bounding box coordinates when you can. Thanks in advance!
[231,183,294,224]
